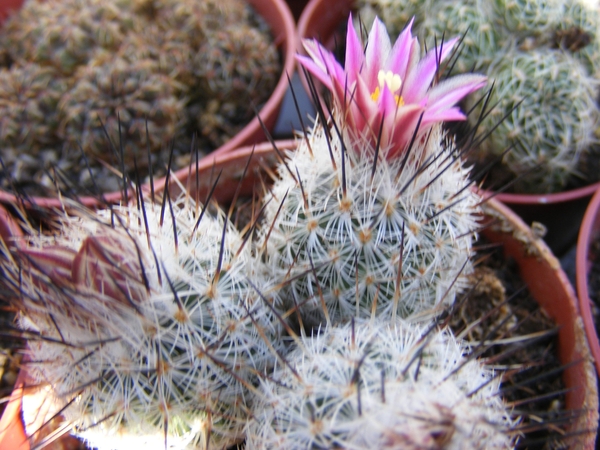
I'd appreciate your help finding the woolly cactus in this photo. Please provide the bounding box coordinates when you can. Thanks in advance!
[261,17,485,326]
[1,195,281,449]
[472,49,598,193]
[247,318,517,449]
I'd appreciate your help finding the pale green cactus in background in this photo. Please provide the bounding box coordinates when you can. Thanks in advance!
[472,49,598,193]
[357,0,600,194]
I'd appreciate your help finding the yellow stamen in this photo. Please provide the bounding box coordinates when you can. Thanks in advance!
[371,70,404,106]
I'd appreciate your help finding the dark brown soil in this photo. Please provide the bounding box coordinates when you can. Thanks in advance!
[455,239,570,449]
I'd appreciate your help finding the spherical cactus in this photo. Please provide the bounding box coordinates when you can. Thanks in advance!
[58,57,186,174]
[269,15,485,327]
[1,195,281,449]
[0,0,138,75]
[260,124,481,326]
[0,63,66,185]
[421,0,507,73]
[247,318,517,449]
[472,48,599,194]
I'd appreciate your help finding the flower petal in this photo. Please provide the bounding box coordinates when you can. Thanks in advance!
[345,14,364,86]
[426,74,487,116]
[403,37,459,103]
[365,17,392,89]
[296,54,334,90]
[387,17,417,79]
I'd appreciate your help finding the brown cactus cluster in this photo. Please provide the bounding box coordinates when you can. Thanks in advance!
[0,0,281,195]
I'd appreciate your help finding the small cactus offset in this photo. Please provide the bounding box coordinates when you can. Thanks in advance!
[0,194,281,449]
[261,16,486,326]
[247,318,517,449]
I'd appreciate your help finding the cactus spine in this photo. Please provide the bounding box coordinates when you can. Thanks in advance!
[261,122,480,325]
[247,318,517,449]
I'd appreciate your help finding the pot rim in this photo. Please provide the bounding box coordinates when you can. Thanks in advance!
[576,183,600,376]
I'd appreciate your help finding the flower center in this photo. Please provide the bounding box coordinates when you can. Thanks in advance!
[371,70,405,106]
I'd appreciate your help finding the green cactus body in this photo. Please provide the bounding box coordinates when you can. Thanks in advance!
[261,123,480,326]
[247,318,516,449]
[3,196,281,449]
[491,0,563,38]
[475,49,598,193]
[421,0,507,73]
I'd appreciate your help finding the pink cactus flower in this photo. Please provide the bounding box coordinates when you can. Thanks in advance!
[297,15,487,158]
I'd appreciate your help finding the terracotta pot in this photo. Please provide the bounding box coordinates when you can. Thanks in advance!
[1,142,598,448]
[0,0,296,210]
[576,184,600,378]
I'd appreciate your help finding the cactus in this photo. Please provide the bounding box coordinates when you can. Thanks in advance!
[193,22,281,148]
[358,0,600,193]
[262,16,485,326]
[0,194,281,449]
[0,0,281,196]
[490,0,563,39]
[58,56,186,178]
[247,318,517,449]
[552,0,600,79]
[0,0,139,75]
[0,63,66,187]
[472,49,598,193]
[420,0,507,73]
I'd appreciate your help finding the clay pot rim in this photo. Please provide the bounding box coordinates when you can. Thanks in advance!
[485,181,600,205]
[0,0,296,210]
[576,184,600,376]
